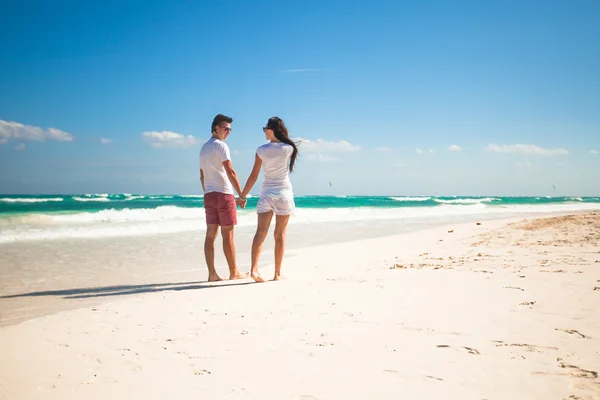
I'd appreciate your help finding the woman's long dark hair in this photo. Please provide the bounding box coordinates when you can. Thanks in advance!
[266,116,299,172]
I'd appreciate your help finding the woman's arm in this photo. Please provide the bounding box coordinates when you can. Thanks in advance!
[241,153,262,198]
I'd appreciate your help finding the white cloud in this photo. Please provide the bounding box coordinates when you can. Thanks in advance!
[14,143,26,151]
[100,138,113,145]
[448,145,461,151]
[297,138,361,154]
[0,119,73,143]
[375,147,394,153]
[142,131,199,148]
[516,159,532,168]
[589,150,598,154]
[416,148,434,155]
[485,143,568,156]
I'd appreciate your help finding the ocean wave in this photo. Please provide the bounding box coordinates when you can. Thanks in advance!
[0,197,64,203]
[390,196,431,202]
[180,195,204,198]
[2,201,600,243]
[566,197,583,202]
[48,206,205,223]
[83,193,109,198]
[72,196,111,202]
[433,197,501,205]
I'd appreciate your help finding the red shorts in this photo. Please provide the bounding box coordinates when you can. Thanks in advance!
[204,192,237,226]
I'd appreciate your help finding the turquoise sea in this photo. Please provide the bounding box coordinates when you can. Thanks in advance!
[1,194,599,243]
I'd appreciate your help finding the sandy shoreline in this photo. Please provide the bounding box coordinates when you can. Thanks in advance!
[1,212,599,399]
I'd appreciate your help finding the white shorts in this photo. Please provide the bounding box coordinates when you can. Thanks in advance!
[256,189,295,215]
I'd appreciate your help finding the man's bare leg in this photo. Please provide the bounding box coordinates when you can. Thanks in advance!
[250,211,273,282]
[273,214,290,281]
[221,225,247,280]
[204,224,221,282]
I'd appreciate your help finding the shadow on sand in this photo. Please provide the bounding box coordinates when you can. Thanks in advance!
[1,279,255,300]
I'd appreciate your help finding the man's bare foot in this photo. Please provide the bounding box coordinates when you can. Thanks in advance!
[208,273,223,282]
[250,272,266,283]
[229,271,249,280]
[272,274,284,281]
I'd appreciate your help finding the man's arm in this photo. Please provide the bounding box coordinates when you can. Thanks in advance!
[222,160,244,197]
[200,168,205,192]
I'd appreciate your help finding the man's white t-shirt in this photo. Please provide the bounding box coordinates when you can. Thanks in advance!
[256,142,294,194]
[200,137,234,195]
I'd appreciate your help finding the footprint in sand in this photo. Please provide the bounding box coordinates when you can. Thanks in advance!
[36,382,57,391]
[555,329,587,339]
[504,286,525,291]
[557,358,598,379]
[493,341,558,352]
[436,344,480,355]
[311,342,334,347]
[193,369,211,376]
[519,301,536,306]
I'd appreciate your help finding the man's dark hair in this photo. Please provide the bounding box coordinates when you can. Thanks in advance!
[211,114,233,134]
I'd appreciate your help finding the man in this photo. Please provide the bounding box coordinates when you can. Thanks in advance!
[200,114,247,282]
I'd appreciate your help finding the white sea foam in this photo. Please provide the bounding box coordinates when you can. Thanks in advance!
[0,197,64,203]
[1,202,599,243]
[180,195,204,198]
[72,196,111,202]
[53,206,204,223]
[83,193,109,197]
[566,197,583,202]
[433,197,500,204]
[390,196,431,202]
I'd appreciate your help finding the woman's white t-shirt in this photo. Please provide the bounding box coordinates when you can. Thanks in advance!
[256,142,294,194]
[255,142,295,215]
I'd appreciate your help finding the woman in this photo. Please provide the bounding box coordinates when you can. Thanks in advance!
[240,117,299,282]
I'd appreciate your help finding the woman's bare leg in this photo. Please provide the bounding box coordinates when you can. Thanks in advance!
[273,214,290,281]
[250,211,273,282]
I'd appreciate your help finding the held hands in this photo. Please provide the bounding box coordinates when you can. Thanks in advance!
[236,197,247,208]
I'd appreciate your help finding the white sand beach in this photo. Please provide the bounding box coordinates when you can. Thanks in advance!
[1,212,599,399]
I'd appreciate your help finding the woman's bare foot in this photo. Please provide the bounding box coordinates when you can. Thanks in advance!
[229,271,249,280]
[250,271,266,283]
[208,273,223,282]
[272,274,284,281]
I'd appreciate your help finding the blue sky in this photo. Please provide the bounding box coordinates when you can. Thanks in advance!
[1,0,599,196]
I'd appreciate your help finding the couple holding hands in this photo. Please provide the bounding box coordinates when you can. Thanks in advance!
[200,114,299,283]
